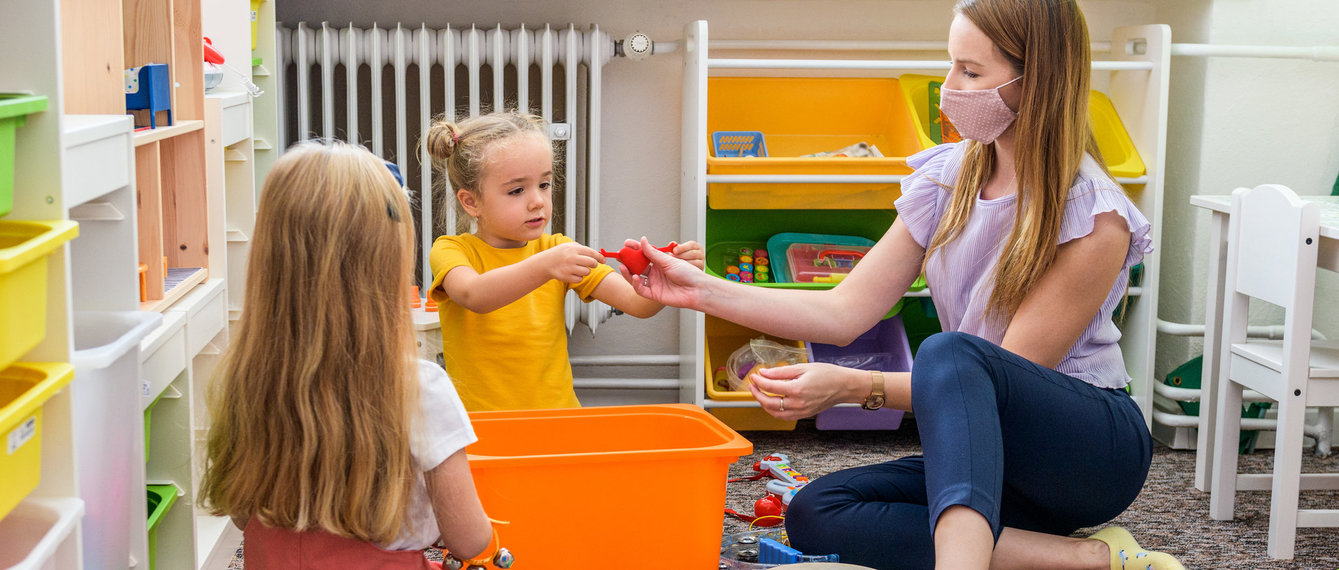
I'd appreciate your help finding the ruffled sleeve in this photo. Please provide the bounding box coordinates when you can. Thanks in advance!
[1058,175,1154,269]
[894,143,962,247]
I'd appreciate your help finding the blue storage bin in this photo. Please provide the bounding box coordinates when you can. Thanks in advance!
[125,64,172,129]
[712,131,767,158]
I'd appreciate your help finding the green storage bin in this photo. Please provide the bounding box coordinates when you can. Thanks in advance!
[704,207,913,318]
[706,207,905,318]
[0,95,49,218]
[705,207,893,290]
[142,388,170,464]
[146,483,180,570]
[901,297,943,356]
[1163,355,1270,453]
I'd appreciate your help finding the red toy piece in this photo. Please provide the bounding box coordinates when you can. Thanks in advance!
[599,242,677,276]
[203,37,225,64]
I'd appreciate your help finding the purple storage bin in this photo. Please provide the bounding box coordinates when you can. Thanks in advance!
[808,315,911,430]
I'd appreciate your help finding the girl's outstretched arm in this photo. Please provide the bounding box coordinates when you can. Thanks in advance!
[440,241,603,313]
[425,448,493,560]
[628,218,926,346]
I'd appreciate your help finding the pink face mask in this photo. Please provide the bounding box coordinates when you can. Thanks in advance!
[939,75,1022,144]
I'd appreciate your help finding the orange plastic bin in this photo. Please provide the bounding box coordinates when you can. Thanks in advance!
[466,404,753,569]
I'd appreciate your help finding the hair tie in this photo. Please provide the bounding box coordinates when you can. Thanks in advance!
[452,132,460,144]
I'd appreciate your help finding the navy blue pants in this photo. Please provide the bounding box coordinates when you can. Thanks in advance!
[785,332,1151,570]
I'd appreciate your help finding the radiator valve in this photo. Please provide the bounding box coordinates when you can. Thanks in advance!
[618,31,654,61]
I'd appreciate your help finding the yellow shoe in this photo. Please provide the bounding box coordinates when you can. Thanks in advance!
[1089,526,1186,570]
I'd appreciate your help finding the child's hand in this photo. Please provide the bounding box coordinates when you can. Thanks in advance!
[539,242,603,284]
[623,237,710,309]
[672,240,706,270]
[616,239,706,270]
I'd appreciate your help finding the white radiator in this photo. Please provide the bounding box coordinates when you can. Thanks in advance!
[278,22,613,331]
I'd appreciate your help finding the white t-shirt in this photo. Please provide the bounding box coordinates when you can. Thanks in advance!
[384,359,478,551]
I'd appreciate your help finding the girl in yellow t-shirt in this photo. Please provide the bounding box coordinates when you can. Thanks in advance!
[425,112,703,411]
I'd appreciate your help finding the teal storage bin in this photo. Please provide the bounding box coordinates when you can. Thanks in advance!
[0,95,48,218]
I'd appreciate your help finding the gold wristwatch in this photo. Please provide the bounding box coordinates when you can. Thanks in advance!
[861,370,886,410]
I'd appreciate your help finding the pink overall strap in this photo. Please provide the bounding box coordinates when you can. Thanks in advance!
[243,520,442,570]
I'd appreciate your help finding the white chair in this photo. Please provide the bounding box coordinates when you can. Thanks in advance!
[1209,183,1339,559]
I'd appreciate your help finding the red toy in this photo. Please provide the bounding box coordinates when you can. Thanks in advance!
[203,36,225,64]
[599,242,677,276]
[724,453,810,527]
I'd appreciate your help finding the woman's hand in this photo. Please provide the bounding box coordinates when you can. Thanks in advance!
[622,237,711,309]
[745,362,860,421]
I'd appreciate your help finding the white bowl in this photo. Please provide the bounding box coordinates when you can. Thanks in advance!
[203,63,224,91]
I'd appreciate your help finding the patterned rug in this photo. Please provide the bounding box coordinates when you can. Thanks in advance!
[228,418,1339,569]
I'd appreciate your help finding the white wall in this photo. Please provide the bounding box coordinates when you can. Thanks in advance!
[1156,0,1339,379]
[276,0,1337,402]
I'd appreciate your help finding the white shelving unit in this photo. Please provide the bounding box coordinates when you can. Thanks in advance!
[678,20,1169,427]
[250,0,281,200]
[0,0,254,567]
[2,0,96,565]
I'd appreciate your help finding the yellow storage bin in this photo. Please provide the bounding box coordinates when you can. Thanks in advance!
[703,316,802,431]
[250,0,261,51]
[898,74,947,151]
[704,316,805,402]
[898,74,1145,178]
[707,407,796,431]
[0,220,79,371]
[1089,90,1146,180]
[0,362,76,520]
[707,77,923,210]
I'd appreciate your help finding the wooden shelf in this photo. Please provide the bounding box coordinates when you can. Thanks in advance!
[140,267,208,313]
[133,120,205,147]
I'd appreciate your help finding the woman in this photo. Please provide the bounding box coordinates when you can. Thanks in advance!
[626,1,1180,568]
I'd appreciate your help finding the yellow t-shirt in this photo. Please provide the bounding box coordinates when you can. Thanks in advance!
[428,233,613,411]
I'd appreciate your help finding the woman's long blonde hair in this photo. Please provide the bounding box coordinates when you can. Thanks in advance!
[925,0,1108,324]
[199,141,420,544]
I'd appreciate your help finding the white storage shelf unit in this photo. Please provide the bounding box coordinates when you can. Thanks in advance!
[0,0,254,567]
[678,20,1169,426]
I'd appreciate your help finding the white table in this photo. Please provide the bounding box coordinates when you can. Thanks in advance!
[1190,194,1339,492]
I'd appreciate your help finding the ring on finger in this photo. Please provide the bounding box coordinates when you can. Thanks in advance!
[779,396,785,411]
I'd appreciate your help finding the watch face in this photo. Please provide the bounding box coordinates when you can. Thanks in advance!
[863,395,886,410]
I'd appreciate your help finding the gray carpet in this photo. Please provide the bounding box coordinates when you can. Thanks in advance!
[723,419,1339,570]
[228,419,1339,569]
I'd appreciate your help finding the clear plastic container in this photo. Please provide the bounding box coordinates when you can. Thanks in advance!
[784,243,872,284]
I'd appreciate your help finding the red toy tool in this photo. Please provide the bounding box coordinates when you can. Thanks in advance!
[599,242,677,275]
[203,36,225,64]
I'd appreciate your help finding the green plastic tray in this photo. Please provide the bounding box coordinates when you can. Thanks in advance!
[146,483,180,570]
[0,94,49,217]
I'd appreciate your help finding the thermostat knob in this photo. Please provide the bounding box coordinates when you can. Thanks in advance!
[623,31,653,61]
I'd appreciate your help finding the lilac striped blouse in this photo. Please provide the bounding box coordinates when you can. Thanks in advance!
[893,143,1153,389]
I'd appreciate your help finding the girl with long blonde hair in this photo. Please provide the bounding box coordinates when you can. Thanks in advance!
[199,141,501,568]
[627,0,1180,568]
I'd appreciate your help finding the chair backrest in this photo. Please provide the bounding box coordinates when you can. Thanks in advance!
[1227,184,1321,332]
